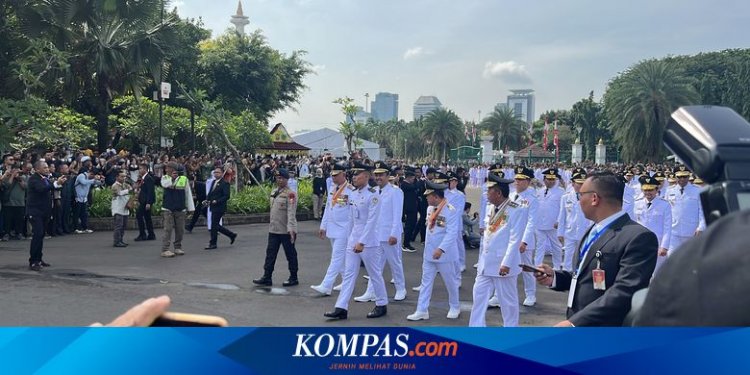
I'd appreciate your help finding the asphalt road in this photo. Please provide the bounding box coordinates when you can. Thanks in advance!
[0,186,568,327]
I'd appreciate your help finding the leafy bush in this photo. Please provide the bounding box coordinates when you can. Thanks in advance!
[89,179,312,217]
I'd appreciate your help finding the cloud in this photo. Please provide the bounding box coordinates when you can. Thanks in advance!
[482,61,532,84]
[403,47,431,60]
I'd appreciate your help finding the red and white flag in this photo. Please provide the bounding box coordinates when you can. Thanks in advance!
[543,117,549,151]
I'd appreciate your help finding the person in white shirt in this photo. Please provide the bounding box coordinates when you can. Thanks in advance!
[633,175,672,273]
[557,170,592,272]
[666,165,705,255]
[111,171,132,248]
[312,164,353,295]
[535,168,565,270]
[469,173,525,327]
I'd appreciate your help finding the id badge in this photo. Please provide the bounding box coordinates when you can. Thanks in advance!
[593,269,606,290]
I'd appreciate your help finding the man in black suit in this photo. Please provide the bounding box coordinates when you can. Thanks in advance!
[26,160,67,271]
[400,169,418,252]
[135,163,156,241]
[535,171,657,326]
[204,168,236,249]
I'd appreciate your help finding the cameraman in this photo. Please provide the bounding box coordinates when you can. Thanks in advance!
[73,156,103,234]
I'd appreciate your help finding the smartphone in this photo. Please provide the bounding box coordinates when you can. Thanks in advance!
[150,312,229,327]
[519,264,545,274]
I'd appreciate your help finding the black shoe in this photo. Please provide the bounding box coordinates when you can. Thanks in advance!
[282,278,299,287]
[185,226,193,234]
[134,236,146,241]
[230,233,237,245]
[40,261,51,267]
[252,276,272,286]
[367,305,388,319]
[324,308,348,320]
[114,242,128,248]
[204,245,217,250]
[146,235,156,241]
[29,262,42,271]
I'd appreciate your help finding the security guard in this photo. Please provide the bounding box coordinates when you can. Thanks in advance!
[312,163,354,295]
[513,166,540,307]
[469,173,525,327]
[536,168,564,270]
[667,165,705,255]
[634,175,672,273]
[252,168,299,287]
[406,180,461,321]
[355,161,407,302]
[324,161,388,320]
[557,171,592,272]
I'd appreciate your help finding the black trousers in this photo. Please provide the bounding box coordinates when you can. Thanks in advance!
[136,202,154,237]
[403,210,417,246]
[188,206,207,230]
[29,215,46,264]
[60,198,73,233]
[209,210,234,245]
[414,201,428,242]
[262,233,298,277]
[3,206,24,237]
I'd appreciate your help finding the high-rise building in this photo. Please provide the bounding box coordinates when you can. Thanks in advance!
[371,92,399,122]
[506,89,535,125]
[230,1,250,36]
[413,96,442,120]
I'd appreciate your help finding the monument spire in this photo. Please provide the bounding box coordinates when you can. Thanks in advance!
[230,0,250,36]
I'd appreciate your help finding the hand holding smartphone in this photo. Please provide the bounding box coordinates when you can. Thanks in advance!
[519,264,545,274]
[150,312,228,327]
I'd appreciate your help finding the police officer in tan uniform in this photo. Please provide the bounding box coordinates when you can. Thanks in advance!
[253,168,299,287]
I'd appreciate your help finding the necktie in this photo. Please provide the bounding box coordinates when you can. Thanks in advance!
[680,187,684,195]
[545,188,548,197]
[514,193,520,201]
[647,202,652,209]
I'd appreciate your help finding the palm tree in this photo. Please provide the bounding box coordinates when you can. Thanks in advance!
[19,0,176,150]
[603,59,700,162]
[421,108,463,163]
[480,106,526,151]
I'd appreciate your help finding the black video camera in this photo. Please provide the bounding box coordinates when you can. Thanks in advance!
[663,105,750,225]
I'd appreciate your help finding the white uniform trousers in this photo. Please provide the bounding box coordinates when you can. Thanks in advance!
[318,237,347,290]
[562,239,580,272]
[469,275,519,327]
[364,241,406,295]
[415,260,460,313]
[335,245,388,310]
[455,235,466,286]
[520,248,537,299]
[668,234,692,254]
[535,229,562,269]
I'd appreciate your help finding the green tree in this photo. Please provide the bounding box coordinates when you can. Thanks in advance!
[481,106,527,151]
[108,95,196,153]
[421,108,463,162]
[603,59,699,162]
[199,31,311,120]
[18,0,177,150]
[568,92,608,160]
[333,97,362,154]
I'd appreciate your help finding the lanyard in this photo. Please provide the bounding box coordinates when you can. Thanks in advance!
[576,221,614,275]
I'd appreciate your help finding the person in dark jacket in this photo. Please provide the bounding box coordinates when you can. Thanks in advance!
[26,160,67,271]
[204,168,236,249]
[400,169,419,252]
[312,168,327,220]
[134,163,156,241]
[59,164,76,234]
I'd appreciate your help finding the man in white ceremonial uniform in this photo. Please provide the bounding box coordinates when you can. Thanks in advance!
[355,161,407,302]
[469,174,526,327]
[406,180,461,321]
[622,171,636,220]
[324,162,388,320]
[634,175,672,273]
[445,171,467,279]
[513,166,540,307]
[205,173,222,231]
[557,170,592,272]
[667,165,705,255]
[535,168,565,270]
[312,164,354,295]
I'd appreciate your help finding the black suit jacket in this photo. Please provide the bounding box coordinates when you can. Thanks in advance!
[552,213,658,326]
[400,180,418,213]
[206,179,230,214]
[26,173,54,217]
[138,173,156,205]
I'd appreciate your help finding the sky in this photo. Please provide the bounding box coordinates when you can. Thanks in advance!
[172,0,750,133]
